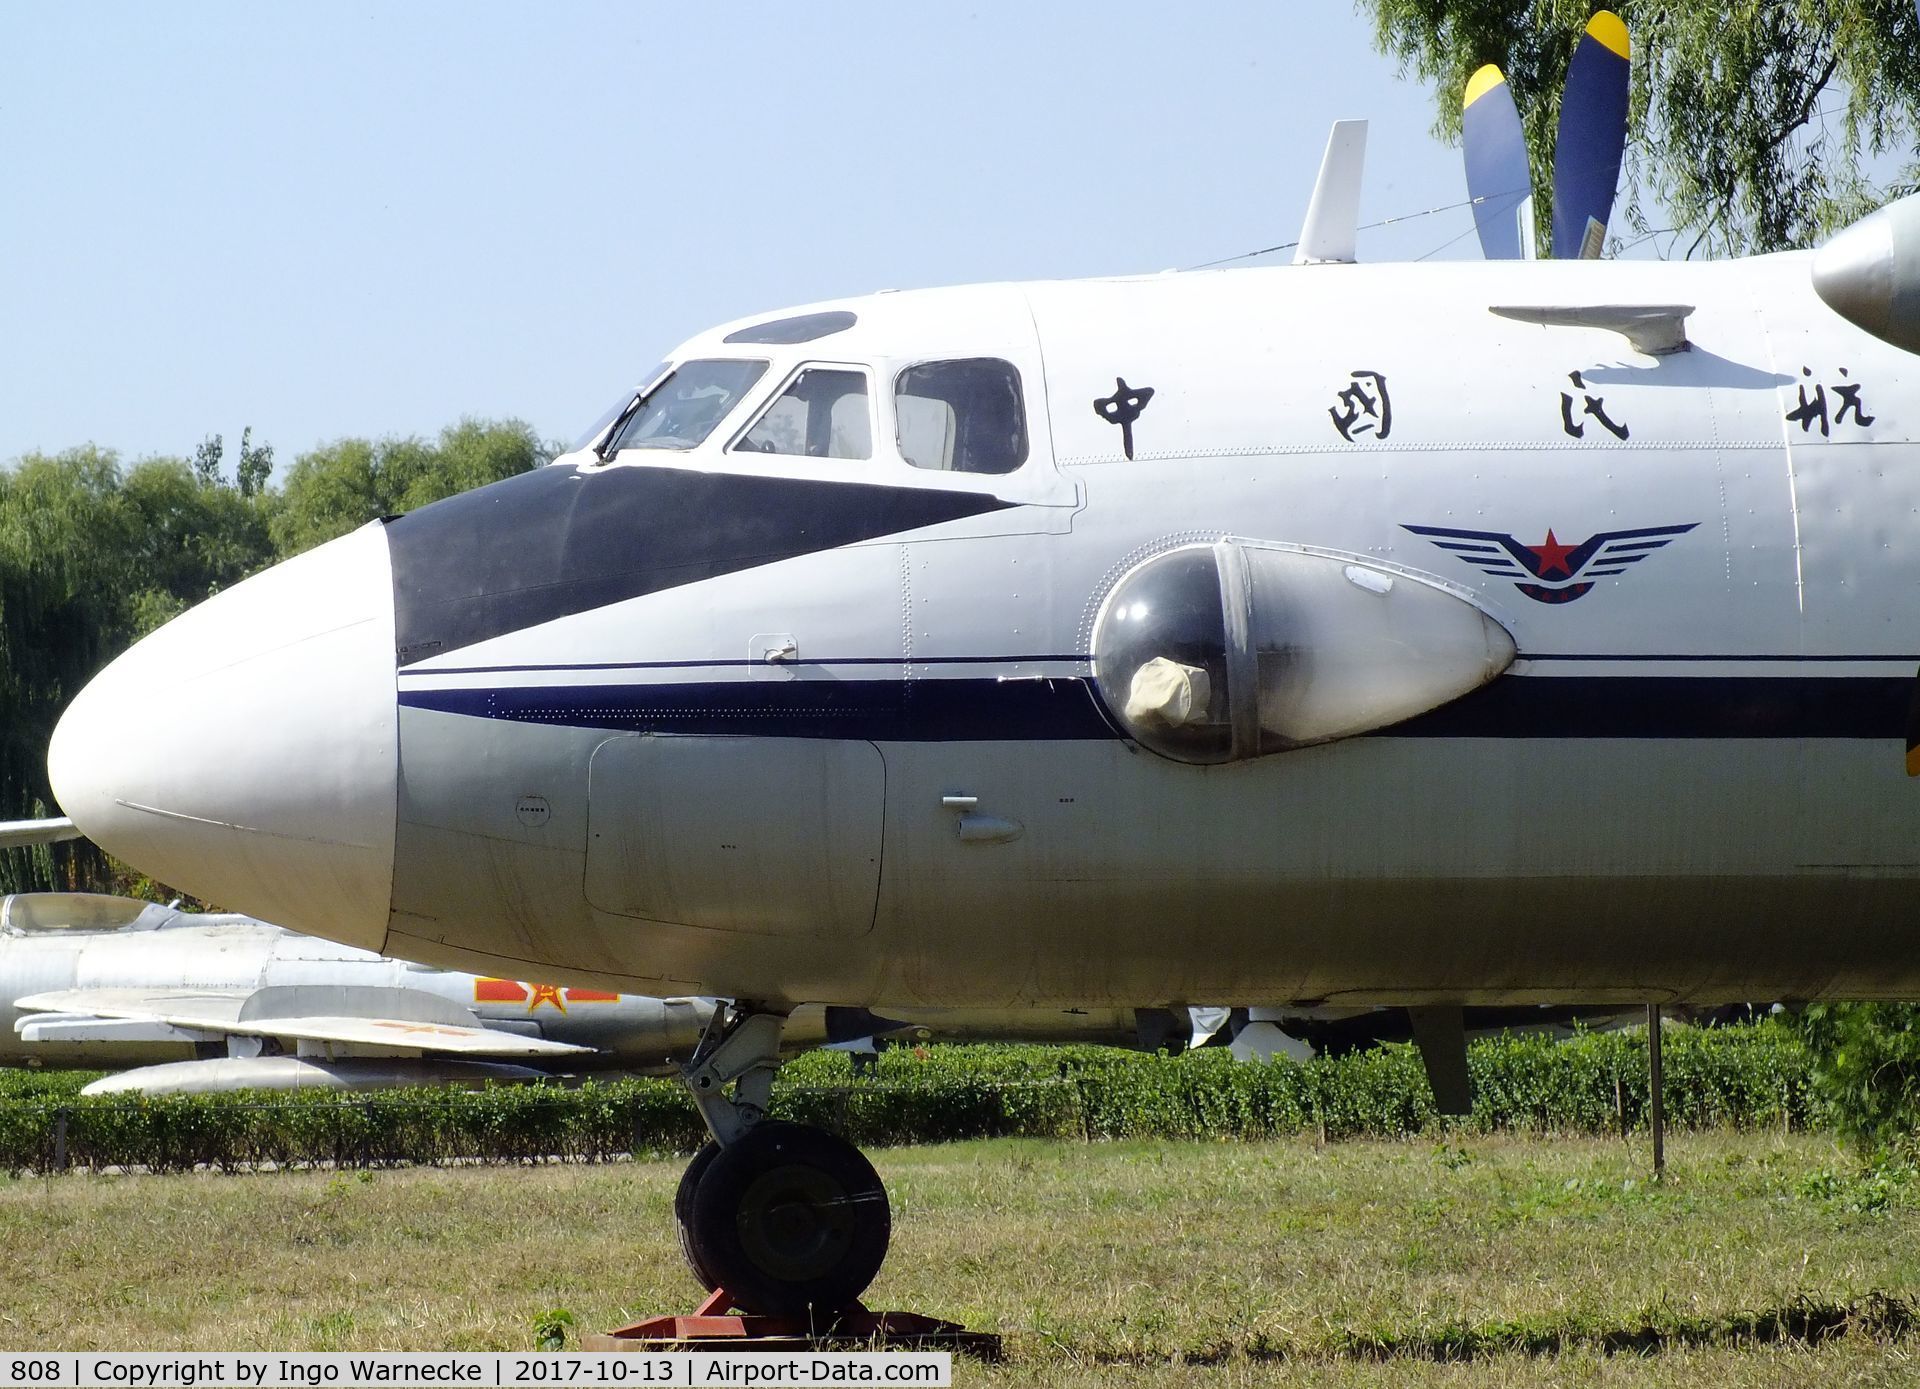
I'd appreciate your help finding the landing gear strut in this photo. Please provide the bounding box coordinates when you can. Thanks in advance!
[675,1005,891,1316]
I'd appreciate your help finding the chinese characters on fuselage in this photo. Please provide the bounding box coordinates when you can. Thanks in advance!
[1093,378,1155,460]
[1786,367,1874,437]
[1560,371,1628,440]
[1110,360,1887,455]
[1329,370,1391,441]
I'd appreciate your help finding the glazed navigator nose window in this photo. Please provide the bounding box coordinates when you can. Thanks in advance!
[1091,545,1234,764]
[895,358,1027,474]
[1093,542,1517,764]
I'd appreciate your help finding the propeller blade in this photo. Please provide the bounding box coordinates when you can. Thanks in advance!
[1551,10,1632,260]
[1462,64,1536,260]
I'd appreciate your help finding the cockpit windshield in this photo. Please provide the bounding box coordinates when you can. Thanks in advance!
[605,359,768,454]
[572,363,670,452]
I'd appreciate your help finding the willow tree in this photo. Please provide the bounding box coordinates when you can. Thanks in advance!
[0,450,145,892]
[1360,0,1920,254]
[0,420,550,894]
[271,418,551,556]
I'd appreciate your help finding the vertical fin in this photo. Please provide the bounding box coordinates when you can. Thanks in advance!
[1293,120,1368,266]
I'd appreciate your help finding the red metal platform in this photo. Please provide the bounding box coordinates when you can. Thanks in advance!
[585,1288,1002,1357]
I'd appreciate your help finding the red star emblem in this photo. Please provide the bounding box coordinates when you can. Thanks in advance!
[1527,529,1577,579]
[525,984,567,1013]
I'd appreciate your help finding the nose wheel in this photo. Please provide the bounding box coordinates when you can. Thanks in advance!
[682,1121,890,1315]
[674,1141,722,1290]
[676,1006,892,1316]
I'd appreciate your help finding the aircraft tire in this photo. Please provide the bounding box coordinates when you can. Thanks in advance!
[686,1121,890,1316]
[675,1140,722,1290]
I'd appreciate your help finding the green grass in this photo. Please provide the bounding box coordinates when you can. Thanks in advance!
[1,1131,1917,1384]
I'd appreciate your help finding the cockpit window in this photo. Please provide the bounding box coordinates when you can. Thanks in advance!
[606,359,767,454]
[723,311,857,345]
[568,372,652,453]
[572,366,668,454]
[573,398,629,454]
[733,368,872,460]
[895,359,1027,474]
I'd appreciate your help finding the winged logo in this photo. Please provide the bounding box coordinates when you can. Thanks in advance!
[1402,522,1697,604]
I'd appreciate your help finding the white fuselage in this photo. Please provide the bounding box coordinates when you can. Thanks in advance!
[49,252,1920,1011]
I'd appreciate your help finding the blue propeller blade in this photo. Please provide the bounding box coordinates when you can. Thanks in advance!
[1551,10,1632,259]
[1462,64,1535,260]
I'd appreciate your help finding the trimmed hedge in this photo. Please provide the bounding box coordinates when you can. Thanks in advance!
[0,1023,1818,1175]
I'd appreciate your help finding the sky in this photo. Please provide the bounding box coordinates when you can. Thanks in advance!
[2,4,1485,472]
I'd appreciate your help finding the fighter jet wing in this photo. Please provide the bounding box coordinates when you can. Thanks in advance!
[15,986,593,1056]
[0,817,81,848]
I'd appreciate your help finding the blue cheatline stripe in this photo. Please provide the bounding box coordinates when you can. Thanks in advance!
[399,677,1118,742]
[1526,654,1920,664]
[397,674,1914,742]
[396,652,1920,679]
[1391,674,1906,739]
[400,654,1091,678]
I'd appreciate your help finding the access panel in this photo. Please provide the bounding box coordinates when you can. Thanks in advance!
[585,735,883,938]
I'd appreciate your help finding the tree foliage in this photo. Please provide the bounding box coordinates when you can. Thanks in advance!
[1360,0,1920,255]
[0,419,550,893]
[0,449,148,891]
[1793,1003,1920,1156]
[271,418,548,555]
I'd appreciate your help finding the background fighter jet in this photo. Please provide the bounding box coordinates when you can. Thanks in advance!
[0,885,1627,1098]
[0,891,1182,1094]
[0,891,690,1093]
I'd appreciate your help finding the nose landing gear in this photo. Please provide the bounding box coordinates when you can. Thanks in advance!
[675,1005,892,1317]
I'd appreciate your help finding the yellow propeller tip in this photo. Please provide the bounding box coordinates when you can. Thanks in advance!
[1464,64,1508,110]
[1587,10,1630,61]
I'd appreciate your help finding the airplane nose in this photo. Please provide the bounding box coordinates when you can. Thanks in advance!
[48,521,398,951]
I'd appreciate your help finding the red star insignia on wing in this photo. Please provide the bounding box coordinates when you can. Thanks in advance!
[1401,523,1700,605]
[1526,529,1577,579]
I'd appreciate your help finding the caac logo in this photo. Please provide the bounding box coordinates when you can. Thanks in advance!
[1402,523,1697,604]
[473,978,620,1013]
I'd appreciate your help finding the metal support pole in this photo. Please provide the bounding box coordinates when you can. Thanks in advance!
[53,1107,68,1173]
[1647,1003,1665,1179]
